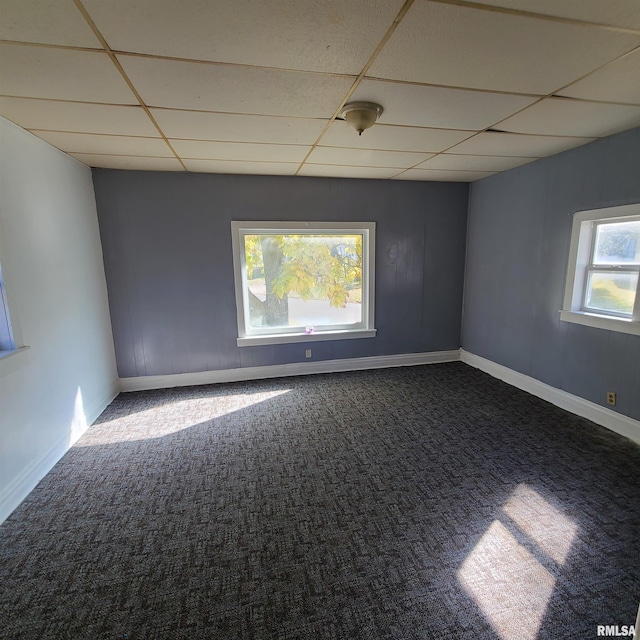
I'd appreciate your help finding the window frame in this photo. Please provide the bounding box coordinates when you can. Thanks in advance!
[0,219,28,363]
[231,221,376,347]
[0,260,28,363]
[0,261,16,354]
[561,203,640,335]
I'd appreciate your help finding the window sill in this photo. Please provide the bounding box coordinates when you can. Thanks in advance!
[0,345,30,361]
[237,328,377,347]
[559,310,640,335]
[0,346,31,379]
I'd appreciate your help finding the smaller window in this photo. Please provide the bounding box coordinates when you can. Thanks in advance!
[0,261,16,354]
[561,204,640,335]
[231,221,376,346]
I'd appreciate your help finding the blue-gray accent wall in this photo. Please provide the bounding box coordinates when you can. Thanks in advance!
[93,172,468,378]
[462,126,640,421]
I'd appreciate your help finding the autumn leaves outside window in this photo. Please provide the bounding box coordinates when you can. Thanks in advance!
[232,222,375,346]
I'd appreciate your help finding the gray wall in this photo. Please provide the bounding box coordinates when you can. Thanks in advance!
[462,126,640,421]
[93,172,468,378]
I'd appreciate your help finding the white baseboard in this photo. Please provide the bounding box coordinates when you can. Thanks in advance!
[119,350,462,392]
[460,350,640,445]
[0,382,119,525]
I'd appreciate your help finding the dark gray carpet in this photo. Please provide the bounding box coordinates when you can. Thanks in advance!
[1,362,639,639]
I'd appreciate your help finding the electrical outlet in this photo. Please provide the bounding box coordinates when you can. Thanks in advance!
[305,349,312,359]
[606,391,617,406]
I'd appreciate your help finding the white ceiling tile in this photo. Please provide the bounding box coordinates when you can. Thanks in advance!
[417,154,536,171]
[0,44,136,104]
[0,98,158,136]
[33,131,171,157]
[171,140,309,162]
[350,80,537,130]
[118,55,354,117]
[83,0,406,74]
[70,154,184,171]
[298,165,400,179]
[0,0,101,47]
[368,1,640,94]
[448,132,596,157]
[498,97,640,137]
[393,169,496,182]
[558,49,640,104]
[469,1,640,30]
[319,121,474,152]
[151,109,326,145]
[182,159,298,175]
[308,147,433,168]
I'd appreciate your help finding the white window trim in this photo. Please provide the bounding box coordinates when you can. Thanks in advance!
[231,221,376,347]
[560,203,640,336]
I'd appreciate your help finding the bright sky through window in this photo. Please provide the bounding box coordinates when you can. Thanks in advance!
[561,204,640,335]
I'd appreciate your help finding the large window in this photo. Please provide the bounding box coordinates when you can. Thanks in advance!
[561,204,640,335]
[231,222,376,346]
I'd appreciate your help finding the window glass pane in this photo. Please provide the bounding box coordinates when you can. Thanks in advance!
[244,233,363,331]
[584,270,638,315]
[593,220,640,265]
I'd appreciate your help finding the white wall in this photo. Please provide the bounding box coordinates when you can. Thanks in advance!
[0,118,118,524]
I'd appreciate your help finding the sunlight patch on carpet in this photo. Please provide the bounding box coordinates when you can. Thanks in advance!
[503,484,578,565]
[458,484,577,640]
[74,389,291,446]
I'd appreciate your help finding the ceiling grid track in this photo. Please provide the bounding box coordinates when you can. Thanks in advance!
[71,0,188,170]
[391,35,640,180]
[294,0,417,175]
[428,0,640,36]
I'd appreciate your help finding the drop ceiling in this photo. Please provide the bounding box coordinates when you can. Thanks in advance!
[1,0,639,182]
